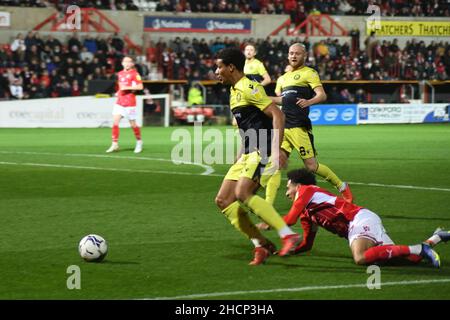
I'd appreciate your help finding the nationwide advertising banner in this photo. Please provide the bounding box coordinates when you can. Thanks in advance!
[309,104,358,125]
[357,103,450,124]
[144,16,251,33]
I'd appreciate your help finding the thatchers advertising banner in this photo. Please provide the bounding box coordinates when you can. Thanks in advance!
[367,20,450,36]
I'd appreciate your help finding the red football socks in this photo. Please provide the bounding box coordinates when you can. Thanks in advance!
[112,125,119,142]
[363,245,411,264]
[133,126,141,141]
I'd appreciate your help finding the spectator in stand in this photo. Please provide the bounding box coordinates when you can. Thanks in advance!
[365,31,377,62]
[23,31,36,51]
[80,47,94,63]
[45,34,61,50]
[284,0,297,29]
[57,79,72,97]
[83,35,97,54]
[39,69,51,88]
[11,33,26,64]
[349,28,360,54]
[338,0,353,14]
[71,80,81,96]
[146,40,157,64]
[1,0,448,16]
[314,40,329,58]
[0,45,13,67]
[436,62,448,80]
[354,88,367,103]
[340,88,353,103]
[3,30,449,101]
[111,32,125,53]
[294,4,307,33]
[0,71,10,99]
[36,82,50,99]
[156,0,174,11]
[25,44,40,63]
[328,86,341,103]
[68,33,82,52]
[9,78,24,99]
[96,35,108,53]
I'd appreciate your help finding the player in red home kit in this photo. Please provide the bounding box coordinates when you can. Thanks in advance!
[106,56,144,153]
[257,168,448,268]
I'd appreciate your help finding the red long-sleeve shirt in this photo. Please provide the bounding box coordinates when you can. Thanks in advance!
[284,185,363,252]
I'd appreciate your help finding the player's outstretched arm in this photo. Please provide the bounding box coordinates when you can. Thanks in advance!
[263,103,287,169]
[269,96,282,105]
[297,86,327,108]
[295,220,318,253]
[260,73,272,87]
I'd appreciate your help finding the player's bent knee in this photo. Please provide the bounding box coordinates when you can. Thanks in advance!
[235,189,252,203]
[304,160,318,172]
[353,255,367,265]
[215,196,231,210]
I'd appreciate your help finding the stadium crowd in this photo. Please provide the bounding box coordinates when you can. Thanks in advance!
[1,31,449,101]
[0,0,448,17]
[0,32,125,99]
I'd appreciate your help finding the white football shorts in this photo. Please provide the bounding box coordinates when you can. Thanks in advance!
[348,209,394,246]
[112,104,137,121]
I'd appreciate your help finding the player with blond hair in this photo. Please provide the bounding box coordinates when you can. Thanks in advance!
[269,43,353,203]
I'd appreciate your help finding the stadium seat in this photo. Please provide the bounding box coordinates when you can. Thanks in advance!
[202,107,214,118]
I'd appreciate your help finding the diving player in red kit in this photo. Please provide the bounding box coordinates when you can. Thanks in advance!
[257,168,447,267]
[106,56,144,153]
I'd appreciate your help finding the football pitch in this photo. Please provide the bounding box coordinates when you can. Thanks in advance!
[0,124,449,300]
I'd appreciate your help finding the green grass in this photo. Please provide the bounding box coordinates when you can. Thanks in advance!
[0,124,449,300]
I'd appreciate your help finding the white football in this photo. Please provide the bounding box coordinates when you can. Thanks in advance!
[79,234,108,262]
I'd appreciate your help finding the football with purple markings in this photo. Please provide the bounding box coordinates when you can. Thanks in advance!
[79,234,108,262]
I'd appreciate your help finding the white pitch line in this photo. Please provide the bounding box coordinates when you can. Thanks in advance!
[0,151,449,192]
[0,161,222,177]
[281,178,450,192]
[345,181,450,193]
[143,278,450,300]
[0,151,214,175]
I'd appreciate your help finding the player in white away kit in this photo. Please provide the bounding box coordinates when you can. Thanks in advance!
[258,168,449,268]
[106,56,144,153]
